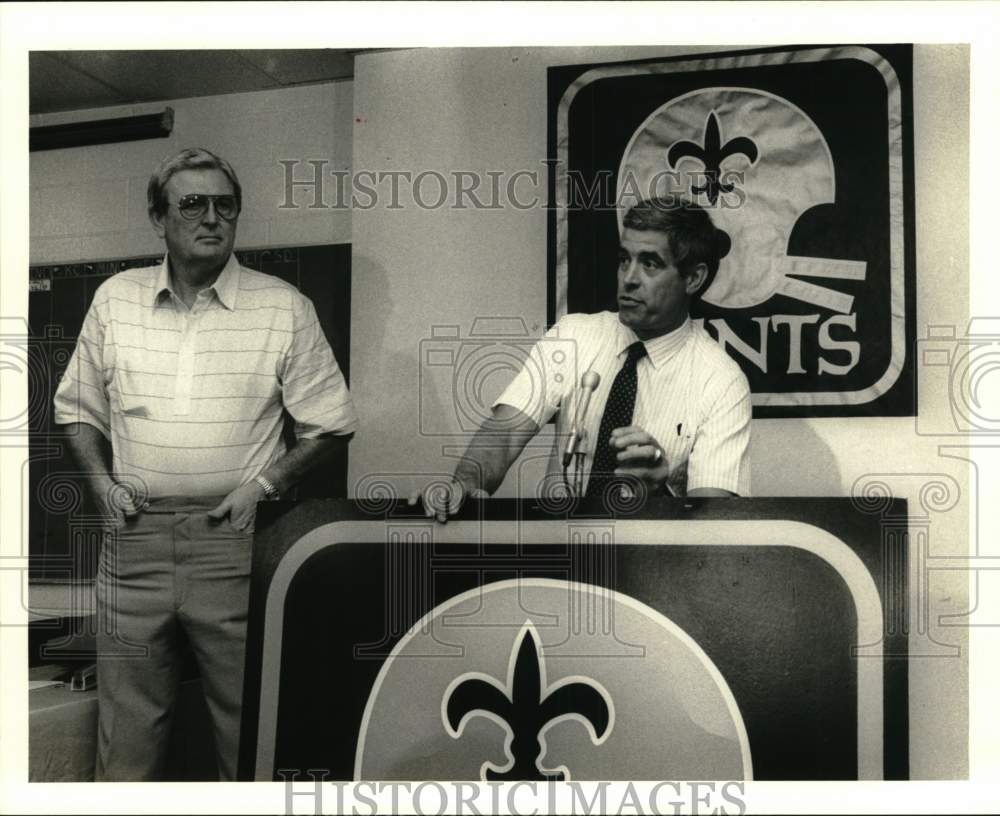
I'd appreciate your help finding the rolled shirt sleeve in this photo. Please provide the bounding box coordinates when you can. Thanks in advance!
[686,368,752,496]
[53,288,111,437]
[492,319,577,427]
[279,293,358,438]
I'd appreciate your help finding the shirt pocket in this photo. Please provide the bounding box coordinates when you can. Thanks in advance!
[661,422,695,497]
[112,341,164,419]
[661,423,694,464]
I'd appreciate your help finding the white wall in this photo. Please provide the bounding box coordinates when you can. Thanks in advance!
[350,45,970,779]
[29,81,353,263]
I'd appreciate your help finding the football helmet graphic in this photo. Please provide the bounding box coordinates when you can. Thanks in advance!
[618,87,866,314]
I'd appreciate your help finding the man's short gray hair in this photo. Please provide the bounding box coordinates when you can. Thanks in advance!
[147,147,242,219]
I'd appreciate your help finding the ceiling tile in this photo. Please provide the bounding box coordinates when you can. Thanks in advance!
[30,53,129,114]
[237,50,356,85]
[30,49,370,115]
[56,50,280,103]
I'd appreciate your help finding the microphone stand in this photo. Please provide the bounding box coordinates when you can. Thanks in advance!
[572,429,588,498]
[561,370,600,500]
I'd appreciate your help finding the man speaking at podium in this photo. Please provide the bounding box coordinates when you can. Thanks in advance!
[415,198,751,522]
[53,148,357,779]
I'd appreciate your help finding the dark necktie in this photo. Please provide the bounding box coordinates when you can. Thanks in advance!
[585,341,647,499]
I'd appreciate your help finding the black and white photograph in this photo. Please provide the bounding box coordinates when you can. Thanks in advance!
[0,2,997,814]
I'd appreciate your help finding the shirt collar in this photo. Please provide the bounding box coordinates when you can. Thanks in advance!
[152,253,240,311]
[209,254,240,310]
[615,317,691,370]
[152,257,172,307]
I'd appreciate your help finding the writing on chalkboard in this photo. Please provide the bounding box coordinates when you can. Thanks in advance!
[29,247,305,283]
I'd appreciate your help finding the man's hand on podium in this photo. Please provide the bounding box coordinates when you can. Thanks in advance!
[407,478,489,524]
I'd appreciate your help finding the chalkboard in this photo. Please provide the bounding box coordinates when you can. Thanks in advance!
[27,244,351,580]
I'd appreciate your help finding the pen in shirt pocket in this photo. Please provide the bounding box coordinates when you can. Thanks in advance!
[676,422,694,453]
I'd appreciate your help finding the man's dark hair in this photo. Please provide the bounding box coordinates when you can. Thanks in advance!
[622,198,729,294]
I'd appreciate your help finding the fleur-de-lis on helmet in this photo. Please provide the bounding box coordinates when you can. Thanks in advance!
[442,621,613,781]
[667,111,758,204]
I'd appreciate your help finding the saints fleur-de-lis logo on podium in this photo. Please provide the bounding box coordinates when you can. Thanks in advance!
[667,110,758,204]
[442,621,614,781]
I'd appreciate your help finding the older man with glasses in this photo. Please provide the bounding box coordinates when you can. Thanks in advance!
[53,147,358,780]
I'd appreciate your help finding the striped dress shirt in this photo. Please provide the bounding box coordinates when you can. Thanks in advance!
[494,311,752,496]
[53,254,357,499]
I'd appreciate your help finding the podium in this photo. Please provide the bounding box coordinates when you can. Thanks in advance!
[238,498,908,781]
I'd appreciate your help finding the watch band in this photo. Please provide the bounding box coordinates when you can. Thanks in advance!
[254,474,280,499]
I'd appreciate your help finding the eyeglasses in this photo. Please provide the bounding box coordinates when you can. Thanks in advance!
[173,194,240,222]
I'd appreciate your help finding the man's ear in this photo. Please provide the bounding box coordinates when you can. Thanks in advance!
[149,208,166,239]
[684,262,709,296]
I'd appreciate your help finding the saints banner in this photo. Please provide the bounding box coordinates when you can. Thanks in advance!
[547,45,916,417]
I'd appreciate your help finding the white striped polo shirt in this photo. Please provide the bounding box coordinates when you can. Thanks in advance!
[53,254,357,499]
[494,311,752,496]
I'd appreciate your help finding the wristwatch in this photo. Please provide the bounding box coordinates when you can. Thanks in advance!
[254,474,280,500]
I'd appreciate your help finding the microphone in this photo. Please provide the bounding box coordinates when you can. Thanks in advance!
[562,371,601,468]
